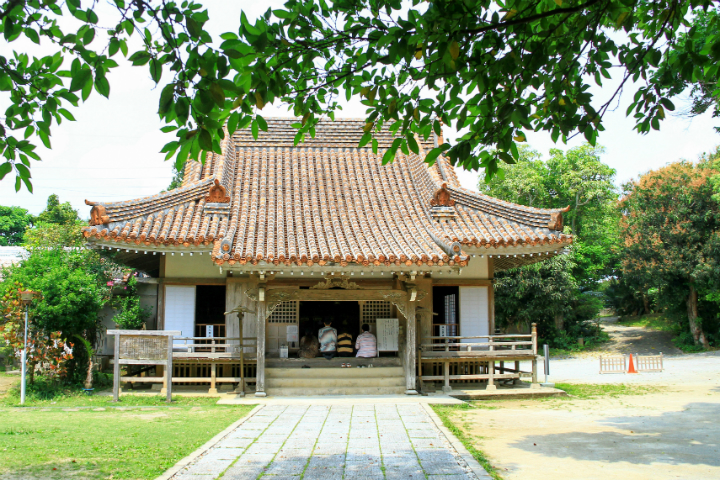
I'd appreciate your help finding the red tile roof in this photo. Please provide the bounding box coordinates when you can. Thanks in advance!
[82,118,571,269]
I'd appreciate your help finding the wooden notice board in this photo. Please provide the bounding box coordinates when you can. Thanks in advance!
[376,318,399,352]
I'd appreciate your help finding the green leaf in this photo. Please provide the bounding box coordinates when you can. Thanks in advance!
[15,176,21,192]
[86,9,99,24]
[158,84,174,114]
[69,68,92,93]
[358,132,372,148]
[187,17,202,38]
[22,177,33,193]
[198,129,213,151]
[251,119,259,139]
[149,59,162,83]
[659,98,675,111]
[0,162,12,180]
[58,108,76,121]
[24,28,39,44]
[109,37,120,56]
[175,97,190,123]
[129,51,152,66]
[227,112,240,134]
[424,144,450,166]
[38,130,52,149]
[95,72,110,98]
[15,163,30,179]
[407,134,419,155]
[209,83,225,107]
[256,115,268,132]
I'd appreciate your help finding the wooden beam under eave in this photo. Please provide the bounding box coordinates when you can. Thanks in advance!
[431,279,493,286]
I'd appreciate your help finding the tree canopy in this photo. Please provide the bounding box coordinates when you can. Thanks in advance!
[0,205,32,245]
[2,0,720,190]
[619,158,720,348]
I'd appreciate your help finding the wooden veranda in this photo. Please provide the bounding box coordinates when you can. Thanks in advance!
[418,323,540,392]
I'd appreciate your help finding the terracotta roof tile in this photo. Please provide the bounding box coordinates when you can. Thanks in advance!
[82,118,572,267]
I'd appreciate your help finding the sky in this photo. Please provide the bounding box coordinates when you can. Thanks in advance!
[2,1,719,217]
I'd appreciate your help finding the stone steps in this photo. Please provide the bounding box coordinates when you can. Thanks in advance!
[265,385,407,396]
[266,366,404,378]
[265,366,405,395]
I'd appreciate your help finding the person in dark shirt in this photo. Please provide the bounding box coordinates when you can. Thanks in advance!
[298,330,319,359]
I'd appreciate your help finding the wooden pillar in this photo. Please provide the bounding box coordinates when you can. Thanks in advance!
[531,322,540,388]
[442,360,452,393]
[112,333,120,402]
[166,335,173,402]
[209,363,217,394]
[487,360,496,390]
[404,301,417,394]
[487,334,497,391]
[255,298,267,397]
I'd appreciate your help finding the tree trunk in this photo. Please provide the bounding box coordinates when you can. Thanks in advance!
[687,284,710,349]
[554,314,564,331]
[642,295,651,315]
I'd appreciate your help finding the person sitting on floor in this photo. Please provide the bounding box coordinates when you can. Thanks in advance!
[337,331,354,357]
[297,330,319,359]
[355,323,377,358]
[318,320,338,360]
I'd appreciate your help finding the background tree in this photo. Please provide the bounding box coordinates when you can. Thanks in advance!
[24,194,84,247]
[112,273,151,330]
[166,162,186,191]
[35,194,80,225]
[485,143,616,345]
[483,143,619,286]
[478,146,550,206]
[494,254,606,349]
[619,159,720,348]
[0,205,33,245]
[3,1,720,189]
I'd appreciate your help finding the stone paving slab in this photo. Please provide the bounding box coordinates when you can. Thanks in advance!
[169,404,488,480]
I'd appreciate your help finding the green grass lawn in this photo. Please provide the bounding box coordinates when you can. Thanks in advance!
[431,403,503,480]
[0,400,254,479]
[616,313,676,331]
[554,382,659,399]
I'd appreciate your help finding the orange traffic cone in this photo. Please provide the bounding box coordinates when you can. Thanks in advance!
[627,354,638,374]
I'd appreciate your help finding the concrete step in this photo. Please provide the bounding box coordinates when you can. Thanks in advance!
[265,366,404,378]
[265,376,405,388]
[265,386,407,396]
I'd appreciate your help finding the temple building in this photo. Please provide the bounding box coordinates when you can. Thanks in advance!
[83,118,571,396]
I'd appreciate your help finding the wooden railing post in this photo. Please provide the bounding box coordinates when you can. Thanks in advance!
[209,363,217,394]
[531,323,539,388]
[487,336,496,390]
[442,360,451,393]
[113,333,120,402]
[166,335,173,402]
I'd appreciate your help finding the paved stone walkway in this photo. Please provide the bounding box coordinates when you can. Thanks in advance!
[173,404,486,479]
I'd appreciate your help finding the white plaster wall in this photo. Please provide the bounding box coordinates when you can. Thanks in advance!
[164,253,224,278]
[456,255,490,279]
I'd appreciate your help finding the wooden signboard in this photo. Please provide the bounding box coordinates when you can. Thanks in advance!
[376,318,399,352]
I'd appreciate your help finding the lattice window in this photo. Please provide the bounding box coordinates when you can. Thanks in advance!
[360,301,392,324]
[268,301,299,324]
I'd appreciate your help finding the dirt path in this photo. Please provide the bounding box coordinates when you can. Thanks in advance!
[587,316,682,356]
[454,383,720,480]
